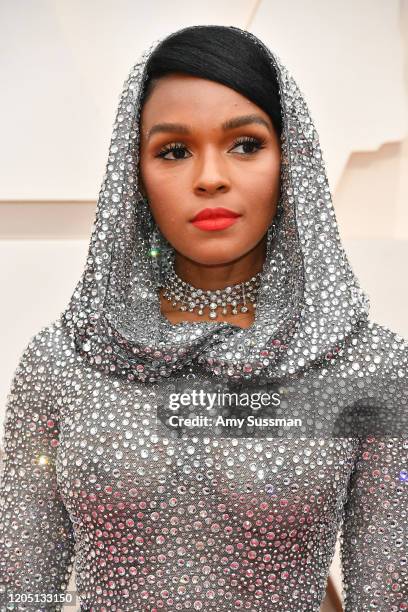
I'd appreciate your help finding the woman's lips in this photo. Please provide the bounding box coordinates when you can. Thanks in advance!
[191,217,240,231]
[190,207,242,232]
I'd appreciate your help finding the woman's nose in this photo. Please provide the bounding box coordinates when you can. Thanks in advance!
[192,150,231,195]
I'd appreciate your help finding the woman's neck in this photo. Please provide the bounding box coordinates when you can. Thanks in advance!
[172,237,267,289]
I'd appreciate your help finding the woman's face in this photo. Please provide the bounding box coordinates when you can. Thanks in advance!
[139,72,281,267]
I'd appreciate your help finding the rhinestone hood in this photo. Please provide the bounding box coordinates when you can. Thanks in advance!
[60,25,371,384]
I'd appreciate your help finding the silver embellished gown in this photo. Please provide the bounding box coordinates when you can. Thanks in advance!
[1,25,407,612]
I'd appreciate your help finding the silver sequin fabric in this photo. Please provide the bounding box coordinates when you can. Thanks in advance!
[1,25,407,612]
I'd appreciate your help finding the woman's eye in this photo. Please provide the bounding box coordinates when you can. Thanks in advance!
[156,144,191,161]
[156,137,265,161]
[231,137,265,155]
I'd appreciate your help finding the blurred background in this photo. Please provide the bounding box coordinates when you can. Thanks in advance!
[1,1,407,610]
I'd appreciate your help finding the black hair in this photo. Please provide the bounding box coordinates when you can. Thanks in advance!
[140,25,283,138]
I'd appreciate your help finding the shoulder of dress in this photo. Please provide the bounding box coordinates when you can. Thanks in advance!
[15,317,77,378]
[26,317,74,351]
[363,320,408,373]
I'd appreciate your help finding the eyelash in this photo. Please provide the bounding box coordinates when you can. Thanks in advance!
[156,136,267,160]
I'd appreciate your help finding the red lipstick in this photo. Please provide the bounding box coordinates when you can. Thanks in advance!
[190,207,242,232]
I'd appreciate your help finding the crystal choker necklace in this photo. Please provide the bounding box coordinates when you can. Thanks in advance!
[161,264,263,319]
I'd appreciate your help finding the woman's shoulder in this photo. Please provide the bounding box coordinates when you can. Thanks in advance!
[14,316,77,379]
[4,318,79,424]
[361,319,408,375]
[23,316,74,352]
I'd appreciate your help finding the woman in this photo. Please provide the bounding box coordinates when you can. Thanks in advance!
[0,24,406,612]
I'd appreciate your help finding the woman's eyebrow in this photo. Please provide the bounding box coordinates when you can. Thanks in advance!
[147,114,272,139]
